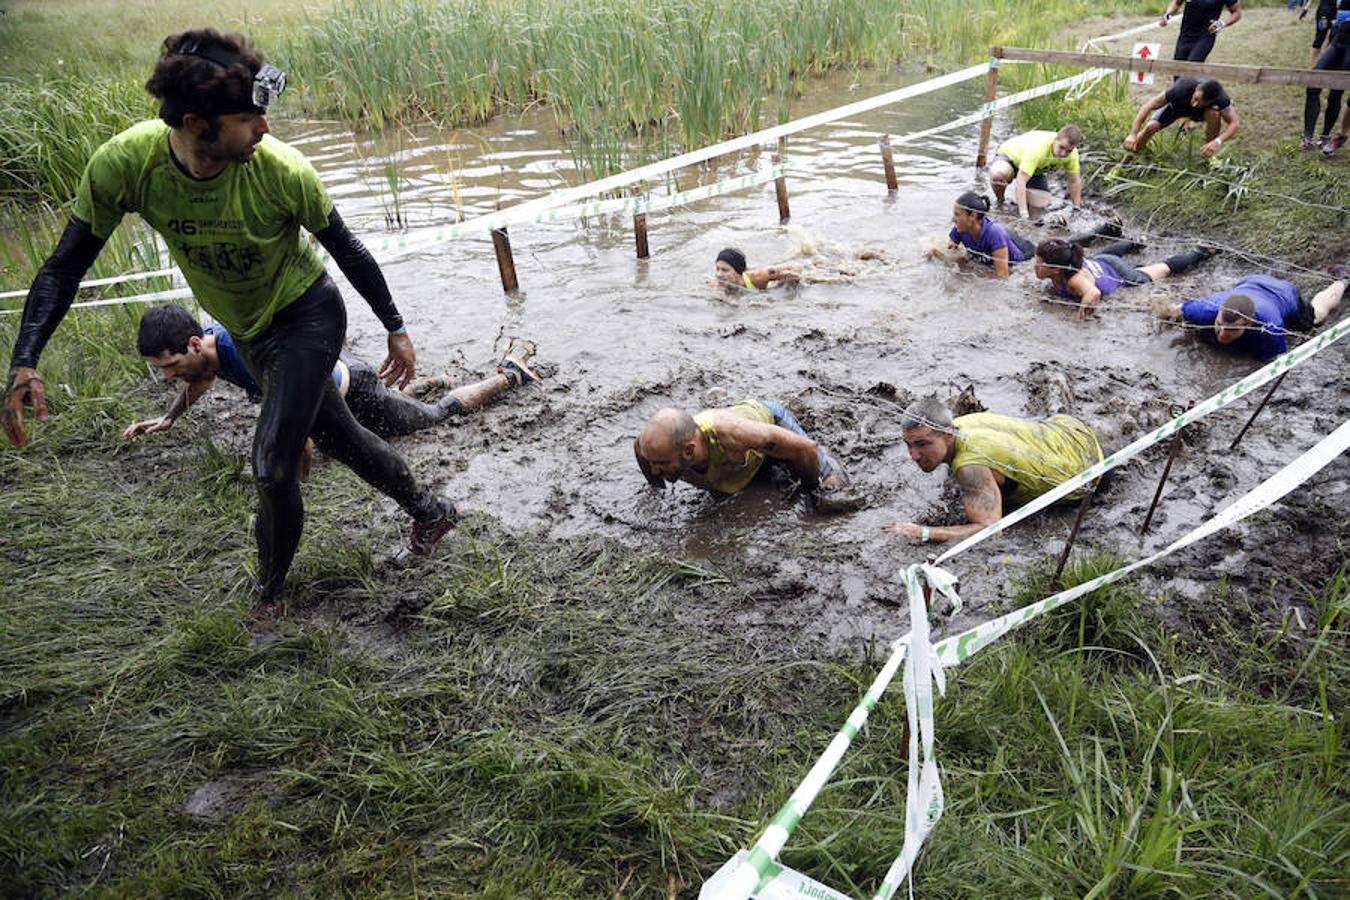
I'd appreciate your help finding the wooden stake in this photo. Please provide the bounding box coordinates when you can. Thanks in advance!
[974,57,1001,170]
[773,154,790,224]
[633,211,650,259]
[490,227,518,293]
[879,134,898,193]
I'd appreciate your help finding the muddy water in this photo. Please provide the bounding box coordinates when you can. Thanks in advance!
[276,65,1345,652]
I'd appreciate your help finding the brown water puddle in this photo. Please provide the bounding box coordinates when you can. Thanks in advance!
[186,64,1350,652]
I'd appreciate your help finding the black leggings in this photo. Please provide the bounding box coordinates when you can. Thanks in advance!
[1174,32,1217,64]
[236,275,442,598]
[343,355,464,439]
[1305,40,1350,138]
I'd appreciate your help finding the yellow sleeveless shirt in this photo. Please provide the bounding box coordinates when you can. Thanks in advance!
[950,413,1102,507]
[686,400,775,494]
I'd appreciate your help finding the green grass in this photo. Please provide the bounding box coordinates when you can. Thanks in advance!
[1,415,1345,897]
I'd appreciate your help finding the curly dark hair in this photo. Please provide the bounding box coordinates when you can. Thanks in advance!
[145,29,264,130]
[137,304,204,358]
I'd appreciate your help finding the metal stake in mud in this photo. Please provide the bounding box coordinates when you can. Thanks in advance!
[974,55,1001,170]
[773,154,791,223]
[1052,486,1096,590]
[1140,400,1194,536]
[879,135,898,194]
[1228,371,1288,451]
[490,226,519,293]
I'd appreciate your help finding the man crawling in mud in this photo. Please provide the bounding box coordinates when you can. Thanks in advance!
[124,304,540,455]
[883,396,1103,543]
[634,400,853,504]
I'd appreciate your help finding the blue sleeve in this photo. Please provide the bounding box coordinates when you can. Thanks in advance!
[1180,297,1219,326]
[947,226,962,245]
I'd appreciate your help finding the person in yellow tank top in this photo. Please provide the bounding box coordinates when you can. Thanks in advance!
[709,248,803,291]
[634,399,852,502]
[882,396,1103,544]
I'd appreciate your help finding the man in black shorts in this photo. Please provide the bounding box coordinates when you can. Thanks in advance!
[124,304,540,447]
[1122,77,1240,158]
[1160,0,1242,63]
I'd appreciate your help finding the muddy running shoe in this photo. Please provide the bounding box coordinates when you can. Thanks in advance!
[1196,241,1222,261]
[1301,137,1321,151]
[403,373,453,398]
[1329,263,1350,282]
[248,596,285,630]
[1097,213,1124,239]
[1323,134,1347,157]
[407,499,460,557]
[497,338,541,387]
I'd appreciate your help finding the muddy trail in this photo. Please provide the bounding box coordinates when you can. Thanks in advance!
[146,63,1347,654]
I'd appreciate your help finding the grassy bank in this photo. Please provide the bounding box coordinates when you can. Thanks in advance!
[1008,5,1350,274]
[1,422,1345,896]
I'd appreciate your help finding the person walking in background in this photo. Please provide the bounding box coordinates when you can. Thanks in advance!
[1303,0,1350,150]
[1160,0,1242,63]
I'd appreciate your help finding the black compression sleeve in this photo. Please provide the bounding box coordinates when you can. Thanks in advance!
[10,218,106,370]
[313,208,404,333]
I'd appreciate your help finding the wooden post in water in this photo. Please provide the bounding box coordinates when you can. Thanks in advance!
[879,134,899,194]
[1140,401,1194,536]
[974,55,1001,170]
[490,226,519,293]
[1229,371,1288,450]
[773,154,791,223]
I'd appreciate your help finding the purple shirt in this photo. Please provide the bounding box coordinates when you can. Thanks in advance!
[1052,257,1120,299]
[949,218,1027,265]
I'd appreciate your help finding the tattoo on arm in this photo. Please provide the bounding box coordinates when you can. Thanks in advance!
[956,465,1002,524]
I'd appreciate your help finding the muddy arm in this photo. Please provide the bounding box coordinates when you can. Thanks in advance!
[992,246,1011,278]
[732,418,822,489]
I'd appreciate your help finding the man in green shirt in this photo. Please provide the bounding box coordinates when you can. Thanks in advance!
[3,29,457,617]
[882,396,1102,544]
[988,125,1084,220]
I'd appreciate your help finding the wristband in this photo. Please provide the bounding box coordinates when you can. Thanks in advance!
[920,526,931,542]
[1217,19,1225,29]
[388,325,407,335]
[1213,136,1223,145]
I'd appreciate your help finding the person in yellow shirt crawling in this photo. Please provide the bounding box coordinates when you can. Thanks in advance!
[882,396,1103,544]
[708,248,803,290]
[987,125,1084,220]
[634,400,854,507]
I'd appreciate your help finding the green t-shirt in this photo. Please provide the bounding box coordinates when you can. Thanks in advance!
[73,120,333,340]
[995,130,1081,177]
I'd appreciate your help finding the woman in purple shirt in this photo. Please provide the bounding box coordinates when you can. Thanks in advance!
[1034,236,1215,320]
[947,192,1034,278]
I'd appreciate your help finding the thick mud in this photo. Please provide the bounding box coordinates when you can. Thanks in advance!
[181,64,1346,653]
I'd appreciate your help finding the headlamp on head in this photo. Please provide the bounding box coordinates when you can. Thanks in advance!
[251,65,286,111]
[176,39,287,113]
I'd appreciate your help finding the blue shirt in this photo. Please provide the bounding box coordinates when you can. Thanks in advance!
[949,218,1027,265]
[1052,257,1120,299]
[1180,275,1302,359]
[206,323,342,398]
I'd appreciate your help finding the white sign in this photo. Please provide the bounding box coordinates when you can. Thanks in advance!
[1131,42,1161,85]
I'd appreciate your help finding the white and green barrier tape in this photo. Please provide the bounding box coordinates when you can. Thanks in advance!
[936,315,1350,564]
[704,417,1350,900]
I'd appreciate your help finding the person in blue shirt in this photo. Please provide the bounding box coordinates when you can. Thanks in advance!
[124,304,541,455]
[1155,267,1346,357]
